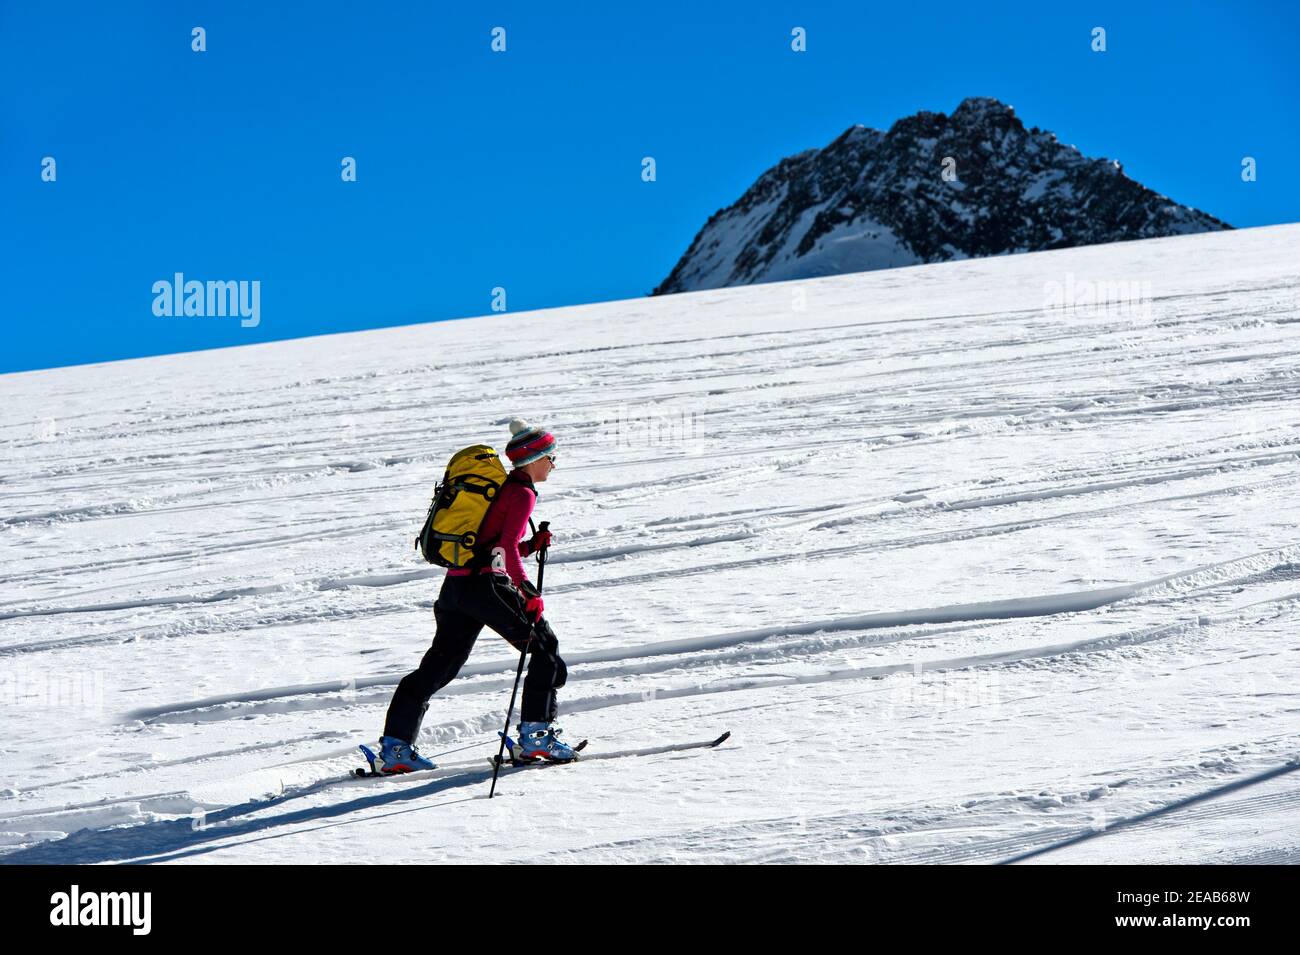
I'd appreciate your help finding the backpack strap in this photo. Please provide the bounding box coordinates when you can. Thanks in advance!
[463,470,535,569]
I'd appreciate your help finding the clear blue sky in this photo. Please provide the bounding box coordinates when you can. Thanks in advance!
[3,1,1296,373]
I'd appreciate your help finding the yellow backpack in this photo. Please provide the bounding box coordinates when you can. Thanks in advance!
[415,445,508,567]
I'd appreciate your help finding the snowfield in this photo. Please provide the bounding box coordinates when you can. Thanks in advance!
[2,224,1298,864]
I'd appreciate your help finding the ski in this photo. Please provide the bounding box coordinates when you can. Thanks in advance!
[352,730,730,781]
[488,731,730,772]
[350,738,592,778]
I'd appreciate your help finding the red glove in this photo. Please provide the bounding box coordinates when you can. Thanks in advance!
[524,529,553,555]
[519,579,544,622]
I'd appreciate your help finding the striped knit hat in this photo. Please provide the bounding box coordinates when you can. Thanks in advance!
[505,418,556,467]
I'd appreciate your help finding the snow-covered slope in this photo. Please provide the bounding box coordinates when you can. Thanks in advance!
[654,97,1232,294]
[2,224,1298,864]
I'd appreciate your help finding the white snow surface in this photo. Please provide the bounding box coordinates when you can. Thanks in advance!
[2,224,1299,864]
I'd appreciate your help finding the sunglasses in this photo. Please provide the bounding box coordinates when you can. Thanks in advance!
[545,453,557,466]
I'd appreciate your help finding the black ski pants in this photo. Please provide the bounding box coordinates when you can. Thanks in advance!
[384,572,567,743]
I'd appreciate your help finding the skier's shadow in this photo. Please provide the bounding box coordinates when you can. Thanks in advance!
[1,765,500,865]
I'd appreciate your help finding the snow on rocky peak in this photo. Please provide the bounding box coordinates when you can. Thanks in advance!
[653,97,1231,294]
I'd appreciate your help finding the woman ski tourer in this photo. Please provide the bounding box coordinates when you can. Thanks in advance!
[374,419,572,773]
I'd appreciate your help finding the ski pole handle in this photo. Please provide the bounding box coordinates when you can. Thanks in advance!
[535,521,550,592]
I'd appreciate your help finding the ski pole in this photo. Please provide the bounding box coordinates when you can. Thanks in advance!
[535,519,549,590]
[489,520,549,798]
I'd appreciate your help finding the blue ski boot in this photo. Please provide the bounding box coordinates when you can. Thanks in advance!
[515,721,577,763]
[375,735,436,774]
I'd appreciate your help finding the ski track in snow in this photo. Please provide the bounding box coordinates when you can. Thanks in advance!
[1,225,1299,863]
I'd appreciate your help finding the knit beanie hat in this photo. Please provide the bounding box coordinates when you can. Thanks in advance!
[506,418,556,467]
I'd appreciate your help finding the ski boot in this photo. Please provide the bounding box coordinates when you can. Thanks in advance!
[374,735,436,774]
[515,721,578,763]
